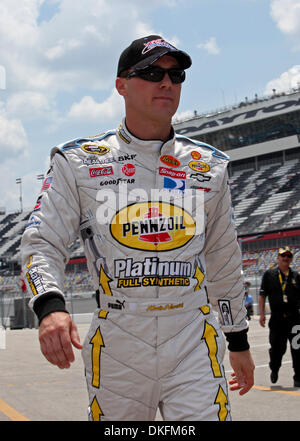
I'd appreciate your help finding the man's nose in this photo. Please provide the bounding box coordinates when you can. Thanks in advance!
[160,72,173,87]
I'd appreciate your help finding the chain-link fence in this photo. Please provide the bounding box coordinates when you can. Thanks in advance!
[0,292,37,329]
[0,288,96,329]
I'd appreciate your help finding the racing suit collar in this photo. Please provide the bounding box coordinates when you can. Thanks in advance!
[118,118,176,151]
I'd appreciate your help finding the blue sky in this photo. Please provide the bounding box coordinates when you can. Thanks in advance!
[1,0,300,212]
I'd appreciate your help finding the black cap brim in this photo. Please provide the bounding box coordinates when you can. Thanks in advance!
[132,48,192,71]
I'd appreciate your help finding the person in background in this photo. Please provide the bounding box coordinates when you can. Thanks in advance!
[259,247,300,387]
[244,281,253,320]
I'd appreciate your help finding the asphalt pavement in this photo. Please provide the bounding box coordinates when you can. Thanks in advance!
[0,315,299,422]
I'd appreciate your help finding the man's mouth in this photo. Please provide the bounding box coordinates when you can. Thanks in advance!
[154,96,173,101]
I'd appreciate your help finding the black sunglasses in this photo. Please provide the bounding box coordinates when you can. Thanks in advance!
[127,66,186,84]
[280,253,293,258]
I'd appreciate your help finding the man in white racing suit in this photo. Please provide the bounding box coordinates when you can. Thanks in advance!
[21,35,254,421]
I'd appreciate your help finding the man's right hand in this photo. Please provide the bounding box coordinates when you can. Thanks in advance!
[259,314,266,327]
[39,311,83,369]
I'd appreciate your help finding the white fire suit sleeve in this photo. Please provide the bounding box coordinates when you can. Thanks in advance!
[20,149,81,323]
[204,168,249,351]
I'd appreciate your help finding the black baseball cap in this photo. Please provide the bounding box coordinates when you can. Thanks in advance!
[278,246,293,257]
[117,35,192,77]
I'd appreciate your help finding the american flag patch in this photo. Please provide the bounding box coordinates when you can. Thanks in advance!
[41,177,53,191]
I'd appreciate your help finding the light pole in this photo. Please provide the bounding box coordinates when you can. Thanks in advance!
[15,178,23,213]
[37,174,44,188]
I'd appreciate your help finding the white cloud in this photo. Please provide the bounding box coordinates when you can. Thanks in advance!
[6,91,52,120]
[197,37,220,55]
[270,0,300,35]
[68,89,124,123]
[0,0,41,48]
[0,0,185,97]
[0,0,174,95]
[36,0,171,92]
[0,113,29,155]
[0,0,186,212]
[173,109,195,124]
[264,65,300,94]
[0,65,6,90]
[45,38,82,61]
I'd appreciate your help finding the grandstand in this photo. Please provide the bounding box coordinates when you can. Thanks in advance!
[1,87,300,318]
[175,87,300,233]
[174,86,300,296]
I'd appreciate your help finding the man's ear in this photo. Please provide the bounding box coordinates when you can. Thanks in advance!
[116,77,127,97]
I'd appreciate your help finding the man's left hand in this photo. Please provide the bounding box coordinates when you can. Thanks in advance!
[228,350,255,395]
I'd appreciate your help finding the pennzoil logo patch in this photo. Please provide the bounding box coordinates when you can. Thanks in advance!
[188,160,210,173]
[110,202,195,252]
[81,143,110,155]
